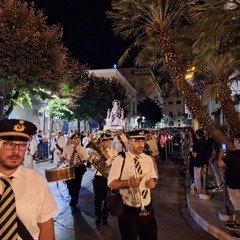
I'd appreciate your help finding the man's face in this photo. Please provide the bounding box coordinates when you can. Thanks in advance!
[129,138,145,155]
[72,137,80,146]
[101,139,111,149]
[0,140,27,171]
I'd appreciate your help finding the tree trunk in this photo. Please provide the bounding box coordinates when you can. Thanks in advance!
[158,31,234,150]
[4,0,14,6]
[219,87,240,136]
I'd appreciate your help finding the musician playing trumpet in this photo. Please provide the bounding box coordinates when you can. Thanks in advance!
[92,132,118,228]
[108,129,158,240]
[61,133,87,214]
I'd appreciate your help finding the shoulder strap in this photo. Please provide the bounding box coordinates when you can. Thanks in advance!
[118,152,126,180]
[17,217,34,240]
[117,134,126,152]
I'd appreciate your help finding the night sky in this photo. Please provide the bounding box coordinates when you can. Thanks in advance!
[34,0,133,69]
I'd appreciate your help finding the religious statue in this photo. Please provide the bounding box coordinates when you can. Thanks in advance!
[104,100,124,131]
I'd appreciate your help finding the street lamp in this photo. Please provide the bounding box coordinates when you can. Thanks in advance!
[43,106,49,132]
[142,116,145,129]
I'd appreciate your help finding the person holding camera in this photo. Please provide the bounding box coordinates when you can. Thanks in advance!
[219,134,240,238]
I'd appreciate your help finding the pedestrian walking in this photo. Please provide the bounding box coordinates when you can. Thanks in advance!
[51,131,66,164]
[24,135,37,169]
[192,129,209,195]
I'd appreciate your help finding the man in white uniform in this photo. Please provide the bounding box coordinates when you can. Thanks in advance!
[111,129,129,154]
[92,132,118,228]
[108,129,158,240]
[61,133,87,213]
[0,119,58,240]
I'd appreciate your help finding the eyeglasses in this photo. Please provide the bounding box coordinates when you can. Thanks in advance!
[131,139,145,144]
[0,140,28,151]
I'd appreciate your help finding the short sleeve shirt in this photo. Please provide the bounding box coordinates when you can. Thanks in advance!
[0,165,58,240]
[108,151,158,207]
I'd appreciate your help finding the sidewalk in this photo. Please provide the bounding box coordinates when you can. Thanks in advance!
[170,147,237,240]
[35,154,236,240]
[187,189,235,240]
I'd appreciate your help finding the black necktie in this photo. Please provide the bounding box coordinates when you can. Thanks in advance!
[134,156,148,199]
[0,177,18,240]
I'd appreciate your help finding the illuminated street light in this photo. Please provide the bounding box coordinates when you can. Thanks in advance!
[185,66,196,81]
[142,116,145,129]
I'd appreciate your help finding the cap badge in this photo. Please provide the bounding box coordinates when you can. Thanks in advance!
[13,120,25,132]
[139,131,145,136]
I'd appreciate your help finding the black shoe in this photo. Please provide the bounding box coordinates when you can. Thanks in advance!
[226,222,240,231]
[95,218,101,227]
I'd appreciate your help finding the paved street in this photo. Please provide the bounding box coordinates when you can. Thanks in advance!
[35,149,216,240]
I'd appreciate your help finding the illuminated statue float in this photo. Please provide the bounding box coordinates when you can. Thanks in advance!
[104,100,124,131]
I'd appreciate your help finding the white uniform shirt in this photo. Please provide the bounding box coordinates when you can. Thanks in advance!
[0,166,58,240]
[62,144,87,166]
[108,151,158,207]
[111,134,129,153]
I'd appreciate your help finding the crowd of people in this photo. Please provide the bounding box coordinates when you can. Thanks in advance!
[178,127,240,239]
[1,117,240,239]
[0,118,173,239]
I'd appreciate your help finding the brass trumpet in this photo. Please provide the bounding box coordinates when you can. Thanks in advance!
[86,138,110,178]
[129,167,149,216]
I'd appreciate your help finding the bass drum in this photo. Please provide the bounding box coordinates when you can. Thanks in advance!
[45,167,75,182]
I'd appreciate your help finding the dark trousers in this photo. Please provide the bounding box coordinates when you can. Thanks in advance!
[66,166,84,207]
[37,143,43,159]
[93,176,110,222]
[189,153,194,178]
[118,203,157,240]
[159,146,166,162]
[42,141,49,158]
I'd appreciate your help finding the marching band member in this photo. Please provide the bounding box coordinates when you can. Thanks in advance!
[92,132,118,228]
[61,133,87,213]
[0,119,57,239]
[111,129,129,154]
[108,129,158,240]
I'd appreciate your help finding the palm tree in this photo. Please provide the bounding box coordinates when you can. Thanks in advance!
[107,0,234,149]
[190,0,240,136]
[199,56,240,135]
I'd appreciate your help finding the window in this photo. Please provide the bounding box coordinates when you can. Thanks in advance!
[168,101,173,105]
[176,100,181,104]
